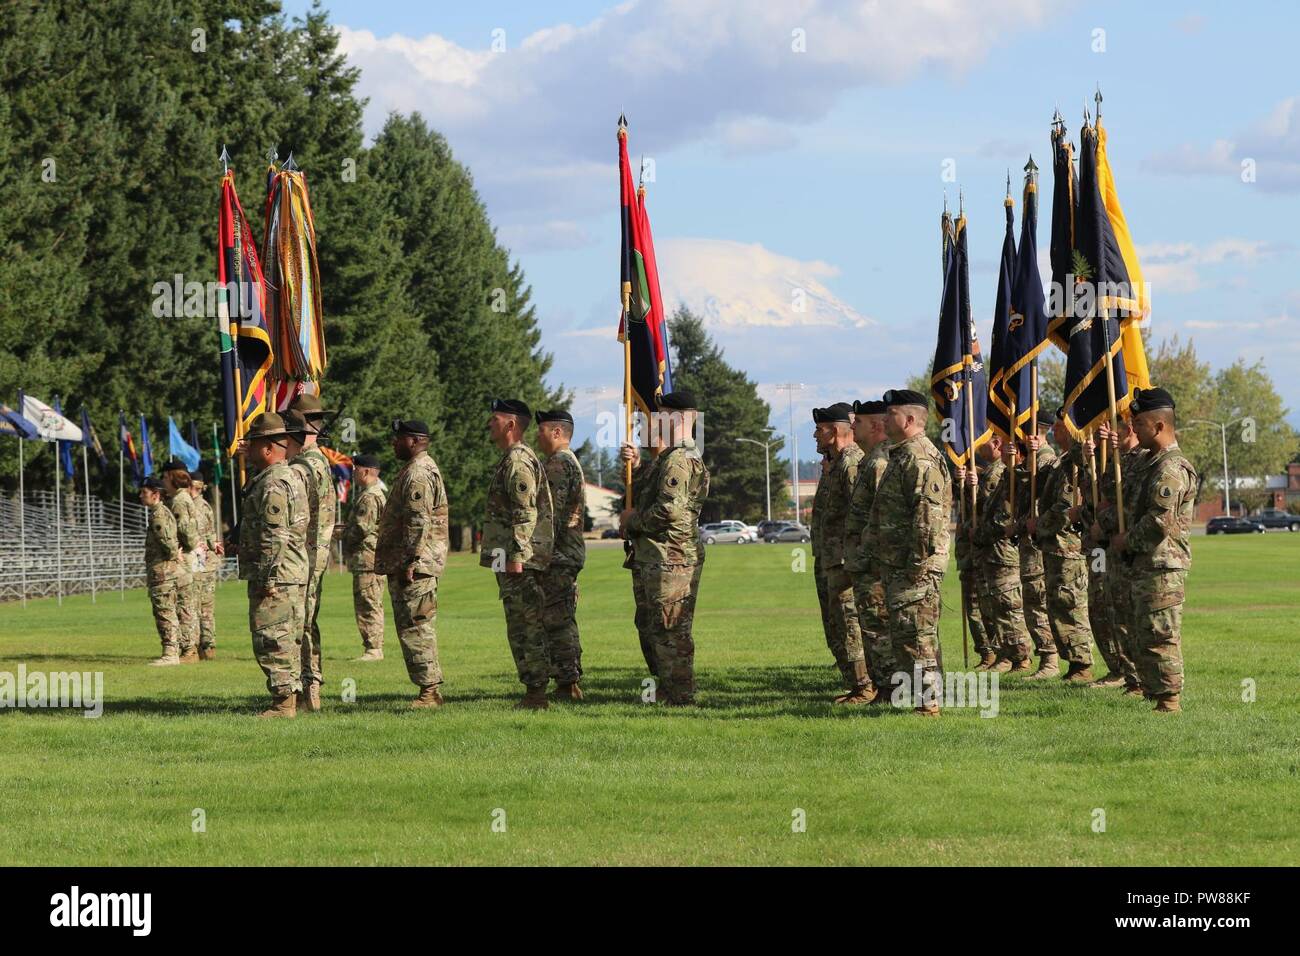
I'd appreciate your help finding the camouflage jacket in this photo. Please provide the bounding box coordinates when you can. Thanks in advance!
[1125,443,1197,572]
[1096,445,1148,543]
[1033,448,1084,558]
[810,461,830,568]
[623,455,660,569]
[376,452,448,578]
[290,445,338,573]
[973,457,1019,568]
[238,461,309,589]
[814,442,863,569]
[1015,445,1057,574]
[544,447,587,571]
[342,480,388,573]
[953,460,986,573]
[844,441,891,575]
[192,493,218,573]
[865,432,951,588]
[480,442,554,571]
[144,501,181,581]
[625,441,709,567]
[166,489,198,558]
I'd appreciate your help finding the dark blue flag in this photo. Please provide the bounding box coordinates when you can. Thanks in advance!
[987,193,1018,443]
[1000,159,1050,438]
[139,414,154,477]
[931,212,991,467]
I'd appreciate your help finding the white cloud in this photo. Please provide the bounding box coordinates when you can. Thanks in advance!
[1144,96,1300,193]
[497,220,595,253]
[655,238,874,329]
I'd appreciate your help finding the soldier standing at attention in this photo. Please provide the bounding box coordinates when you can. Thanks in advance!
[865,389,951,716]
[341,454,388,662]
[375,420,450,708]
[967,434,1033,673]
[1026,409,1094,683]
[811,402,872,703]
[535,408,588,701]
[1110,388,1197,714]
[619,391,709,707]
[844,398,895,693]
[482,399,555,711]
[239,413,310,718]
[161,460,201,663]
[188,472,222,660]
[1016,417,1061,679]
[955,455,995,671]
[1093,417,1148,696]
[284,396,338,713]
[142,476,185,666]
[620,431,666,678]
[810,451,832,672]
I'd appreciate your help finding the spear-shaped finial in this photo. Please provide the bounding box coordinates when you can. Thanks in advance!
[219,144,230,174]
[618,112,628,140]
[1025,153,1038,174]
[283,151,298,172]
[943,190,949,216]
[1006,169,1012,198]
[1094,83,1103,122]
[958,187,965,217]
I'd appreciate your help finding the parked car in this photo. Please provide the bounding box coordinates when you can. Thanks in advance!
[1251,508,1300,532]
[763,522,811,543]
[699,520,755,544]
[756,520,785,539]
[1206,516,1266,535]
[600,528,622,539]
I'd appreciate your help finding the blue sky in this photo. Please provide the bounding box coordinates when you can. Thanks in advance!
[285,0,1300,450]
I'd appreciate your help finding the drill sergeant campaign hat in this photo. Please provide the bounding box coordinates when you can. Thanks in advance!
[812,403,853,423]
[245,411,294,441]
[288,392,334,421]
[282,409,310,438]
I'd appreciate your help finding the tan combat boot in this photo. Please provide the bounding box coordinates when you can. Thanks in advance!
[554,682,584,701]
[258,693,297,718]
[835,682,878,704]
[1025,653,1059,680]
[1153,694,1181,713]
[411,684,443,709]
[1062,663,1094,684]
[1007,656,1033,674]
[1122,683,1145,697]
[514,685,550,710]
[973,651,998,672]
[352,648,384,662]
[148,653,181,667]
[992,656,1013,674]
[302,683,321,713]
[198,646,216,661]
[1088,673,1127,689]
[178,646,199,664]
[913,704,941,717]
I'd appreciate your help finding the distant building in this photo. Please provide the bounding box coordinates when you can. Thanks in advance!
[585,483,622,531]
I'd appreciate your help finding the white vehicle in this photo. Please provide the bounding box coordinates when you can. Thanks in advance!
[699,520,755,544]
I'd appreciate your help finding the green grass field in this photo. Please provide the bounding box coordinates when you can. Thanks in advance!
[1,535,1297,866]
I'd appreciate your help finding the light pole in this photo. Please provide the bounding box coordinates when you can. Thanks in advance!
[775,383,804,521]
[582,386,610,487]
[1187,417,1243,516]
[736,436,773,522]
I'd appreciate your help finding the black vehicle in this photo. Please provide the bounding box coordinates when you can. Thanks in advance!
[1251,508,1300,532]
[1206,516,1266,535]
[600,528,622,539]
[756,520,785,539]
[763,522,811,543]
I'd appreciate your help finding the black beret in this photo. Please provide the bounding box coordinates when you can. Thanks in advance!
[353,454,381,469]
[853,399,886,415]
[1131,387,1175,414]
[535,408,574,426]
[812,403,853,424]
[659,391,698,411]
[140,476,166,491]
[882,389,927,408]
[392,418,430,437]
[491,398,532,419]
[160,459,188,473]
[188,470,203,481]
[1037,410,1057,429]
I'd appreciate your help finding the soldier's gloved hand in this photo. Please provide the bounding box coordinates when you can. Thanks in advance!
[505,560,524,575]
[619,443,639,467]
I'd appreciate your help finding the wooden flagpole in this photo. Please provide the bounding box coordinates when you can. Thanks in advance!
[622,282,633,509]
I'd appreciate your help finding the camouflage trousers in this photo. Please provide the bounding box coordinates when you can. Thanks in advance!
[1106,555,1141,689]
[959,568,992,656]
[540,566,583,683]
[631,566,656,676]
[1021,572,1055,657]
[852,571,896,690]
[884,571,944,707]
[822,565,868,690]
[641,561,702,705]
[496,569,550,689]
[248,582,305,696]
[1089,555,1137,683]
[1132,569,1186,699]
[389,574,443,688]
[147,575,182,657]
[175,567,198,653]
[352,571,386,651]
[1042,553,1093,667]
[300,568,326,687]
[196,569,217,649]
[975,562,1031,662]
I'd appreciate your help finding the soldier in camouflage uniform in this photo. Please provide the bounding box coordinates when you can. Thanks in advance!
[376,419,450,708]
[285,395,339,713]
[188,472,221,659]
[622,437,665,678]
[954,461,994,670]
[810,453,832,667]
[620,391,710,707]
[341,454,387,662]
[967,434,1032,672]
[1110,388,1197,713]
[536,409,588,700]
[161,461,200,662]
[1093,418,1149,696]
[1014,418,1061,678]
[238,413,310,718]
[482,399,555,710]
[141,477,185,666]
[865,389,952,716]
[811,402,872,702]
[1074,433,1130,690]
[845,399,895,692]
[1026,409,1094,682]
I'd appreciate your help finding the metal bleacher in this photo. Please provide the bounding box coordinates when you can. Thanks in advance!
[0,490,235,604]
